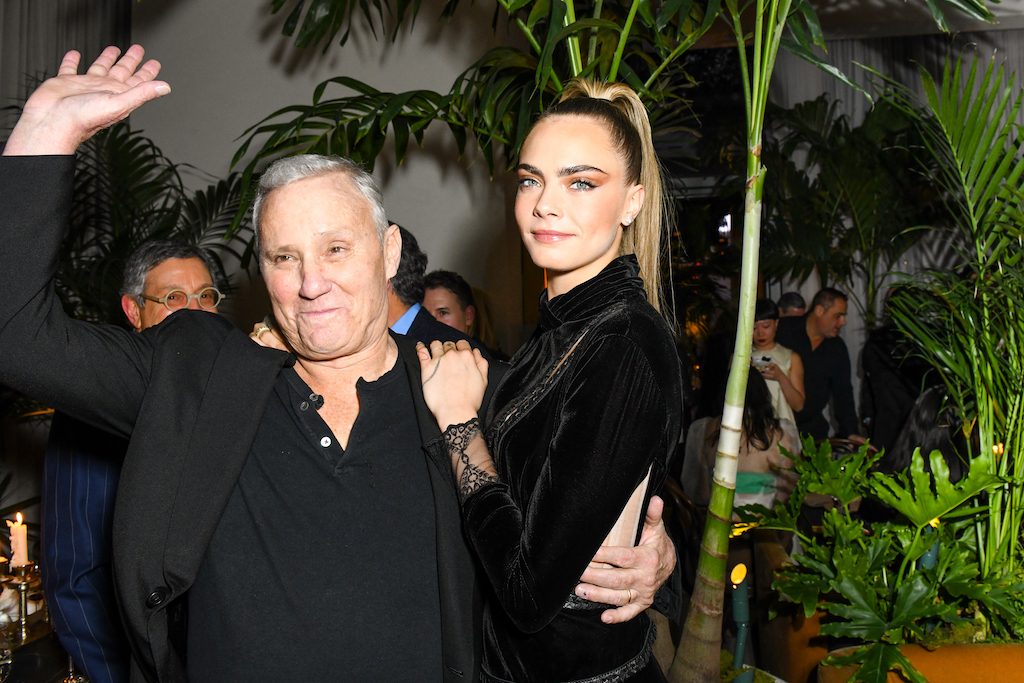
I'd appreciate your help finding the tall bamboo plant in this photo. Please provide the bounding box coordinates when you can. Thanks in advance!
[881,54,1024,582]
[670,8,993,683]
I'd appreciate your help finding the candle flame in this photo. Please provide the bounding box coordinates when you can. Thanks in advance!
[15,513,21,524]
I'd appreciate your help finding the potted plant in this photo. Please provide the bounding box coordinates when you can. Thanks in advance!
[742,436,1024,683]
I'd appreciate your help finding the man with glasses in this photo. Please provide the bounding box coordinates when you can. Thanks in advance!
[42,241,221,683]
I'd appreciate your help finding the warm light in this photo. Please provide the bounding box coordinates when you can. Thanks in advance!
[15,513,21,525]
[993,442,1005,456]
[731,564,747,586]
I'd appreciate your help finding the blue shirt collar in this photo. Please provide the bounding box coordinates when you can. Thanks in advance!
[390,302,421,334]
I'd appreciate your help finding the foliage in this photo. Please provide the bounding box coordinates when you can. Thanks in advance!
[877,54,1024,582]
[760,96,937,330]
[741,438,1023,683]
[59,123,250,326]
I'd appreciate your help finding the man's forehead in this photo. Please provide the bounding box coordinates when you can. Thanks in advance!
[262,173,377,241]
[146,257,212,283]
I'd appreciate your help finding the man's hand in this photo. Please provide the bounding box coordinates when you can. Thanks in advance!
[3,45,169,157]
[575,496,676,624]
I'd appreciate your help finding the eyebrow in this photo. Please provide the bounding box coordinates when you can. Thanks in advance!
[515,163,608,177]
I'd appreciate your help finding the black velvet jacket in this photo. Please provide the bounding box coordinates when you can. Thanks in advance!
[461,256,683,682]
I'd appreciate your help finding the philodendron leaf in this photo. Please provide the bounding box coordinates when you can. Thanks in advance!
[869,447,1001,529]
[798,438,881,509]
[850,643,927,683]
[891,575,945,629]
[772,573,829,618]
[822,574,888,641]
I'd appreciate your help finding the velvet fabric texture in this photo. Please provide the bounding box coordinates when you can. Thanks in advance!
[461,255,683,682]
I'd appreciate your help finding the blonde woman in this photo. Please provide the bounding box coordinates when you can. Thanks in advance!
[418,81,683,683]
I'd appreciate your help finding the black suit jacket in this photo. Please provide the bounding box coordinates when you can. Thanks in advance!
[0,156,496,683]
[405,306,495,361]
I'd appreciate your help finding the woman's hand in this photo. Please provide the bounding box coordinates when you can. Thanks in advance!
[249,316,289,351]
[416,339,488,430]
[759,362,784,382]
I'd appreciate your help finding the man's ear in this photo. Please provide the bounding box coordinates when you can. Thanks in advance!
[464,305,476,328]
[384,223,401,281]
[121,295,143,332]
[814,304,826,318]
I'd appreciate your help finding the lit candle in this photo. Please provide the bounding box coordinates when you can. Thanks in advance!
[7,513,27,567]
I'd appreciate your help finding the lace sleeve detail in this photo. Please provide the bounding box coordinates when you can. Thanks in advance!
[442,418,499,504]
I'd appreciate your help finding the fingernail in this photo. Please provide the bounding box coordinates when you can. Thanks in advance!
[155,84,171,96]
[576,587,587,598]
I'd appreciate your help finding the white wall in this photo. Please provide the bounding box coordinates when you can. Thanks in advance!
[131,0,525,352]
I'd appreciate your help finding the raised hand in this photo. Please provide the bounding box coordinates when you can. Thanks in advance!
[3,45,169,156]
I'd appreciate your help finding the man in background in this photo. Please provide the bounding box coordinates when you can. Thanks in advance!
[777,291,806,317]
[386,226,491,358]
[42,241,221,683]
[775,287,860,441]
[423,269,477,335]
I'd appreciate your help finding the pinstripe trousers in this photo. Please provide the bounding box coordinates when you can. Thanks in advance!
[41,412,130,683]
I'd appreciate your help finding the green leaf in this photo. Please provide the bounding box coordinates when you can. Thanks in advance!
[780,32,869,100]
[823,574,888,641]
[850,643,927,683]
[526,0,550,30]
[869,447,1001,530]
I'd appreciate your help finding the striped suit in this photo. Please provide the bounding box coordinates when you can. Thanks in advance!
[41,411,130,683]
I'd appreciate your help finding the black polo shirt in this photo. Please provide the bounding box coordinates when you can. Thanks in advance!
[186,360,442,682]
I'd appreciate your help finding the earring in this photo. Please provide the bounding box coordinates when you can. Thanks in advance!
[623,216,633,226]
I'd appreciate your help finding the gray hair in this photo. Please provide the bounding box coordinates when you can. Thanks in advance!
[251,155,389,261]
[121,240,218,302]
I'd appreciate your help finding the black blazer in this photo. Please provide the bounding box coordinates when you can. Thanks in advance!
[0,156,498,683]
[405,306,495,361]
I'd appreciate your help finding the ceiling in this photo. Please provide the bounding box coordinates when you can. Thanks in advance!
[694,0,1024,48]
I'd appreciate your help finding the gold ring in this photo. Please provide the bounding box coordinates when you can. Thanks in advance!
[626,588,632,604]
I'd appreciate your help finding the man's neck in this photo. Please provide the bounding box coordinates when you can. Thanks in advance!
[292,333,400,450]
[293,334,399,392]
[805,316,825,350]
[387,292,410,328]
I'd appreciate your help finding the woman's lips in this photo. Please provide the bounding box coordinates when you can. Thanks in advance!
[531,230,573,243]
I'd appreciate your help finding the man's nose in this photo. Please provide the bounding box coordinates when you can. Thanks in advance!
[299,262,331,299]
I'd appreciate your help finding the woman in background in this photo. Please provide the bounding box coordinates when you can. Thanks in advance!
[751,298,805,423]
[417,79,683,682]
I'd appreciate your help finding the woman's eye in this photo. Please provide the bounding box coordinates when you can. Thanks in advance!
[517,177,539,188]
[569,179,595,190]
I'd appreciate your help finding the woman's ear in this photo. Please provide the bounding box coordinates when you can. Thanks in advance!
[624,184,645,225]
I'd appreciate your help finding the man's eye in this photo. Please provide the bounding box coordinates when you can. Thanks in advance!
[165,292,185,304]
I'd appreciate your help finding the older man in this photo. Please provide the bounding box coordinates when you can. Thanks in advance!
[43,240,222,683]
[0,46,673,683]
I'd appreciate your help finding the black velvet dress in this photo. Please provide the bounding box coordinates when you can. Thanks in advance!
[461,255,684,683]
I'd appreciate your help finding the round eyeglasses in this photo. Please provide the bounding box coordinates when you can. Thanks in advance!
[139,287,223,312]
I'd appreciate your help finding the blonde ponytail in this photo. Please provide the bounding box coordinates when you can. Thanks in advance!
[541,79,670,319]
